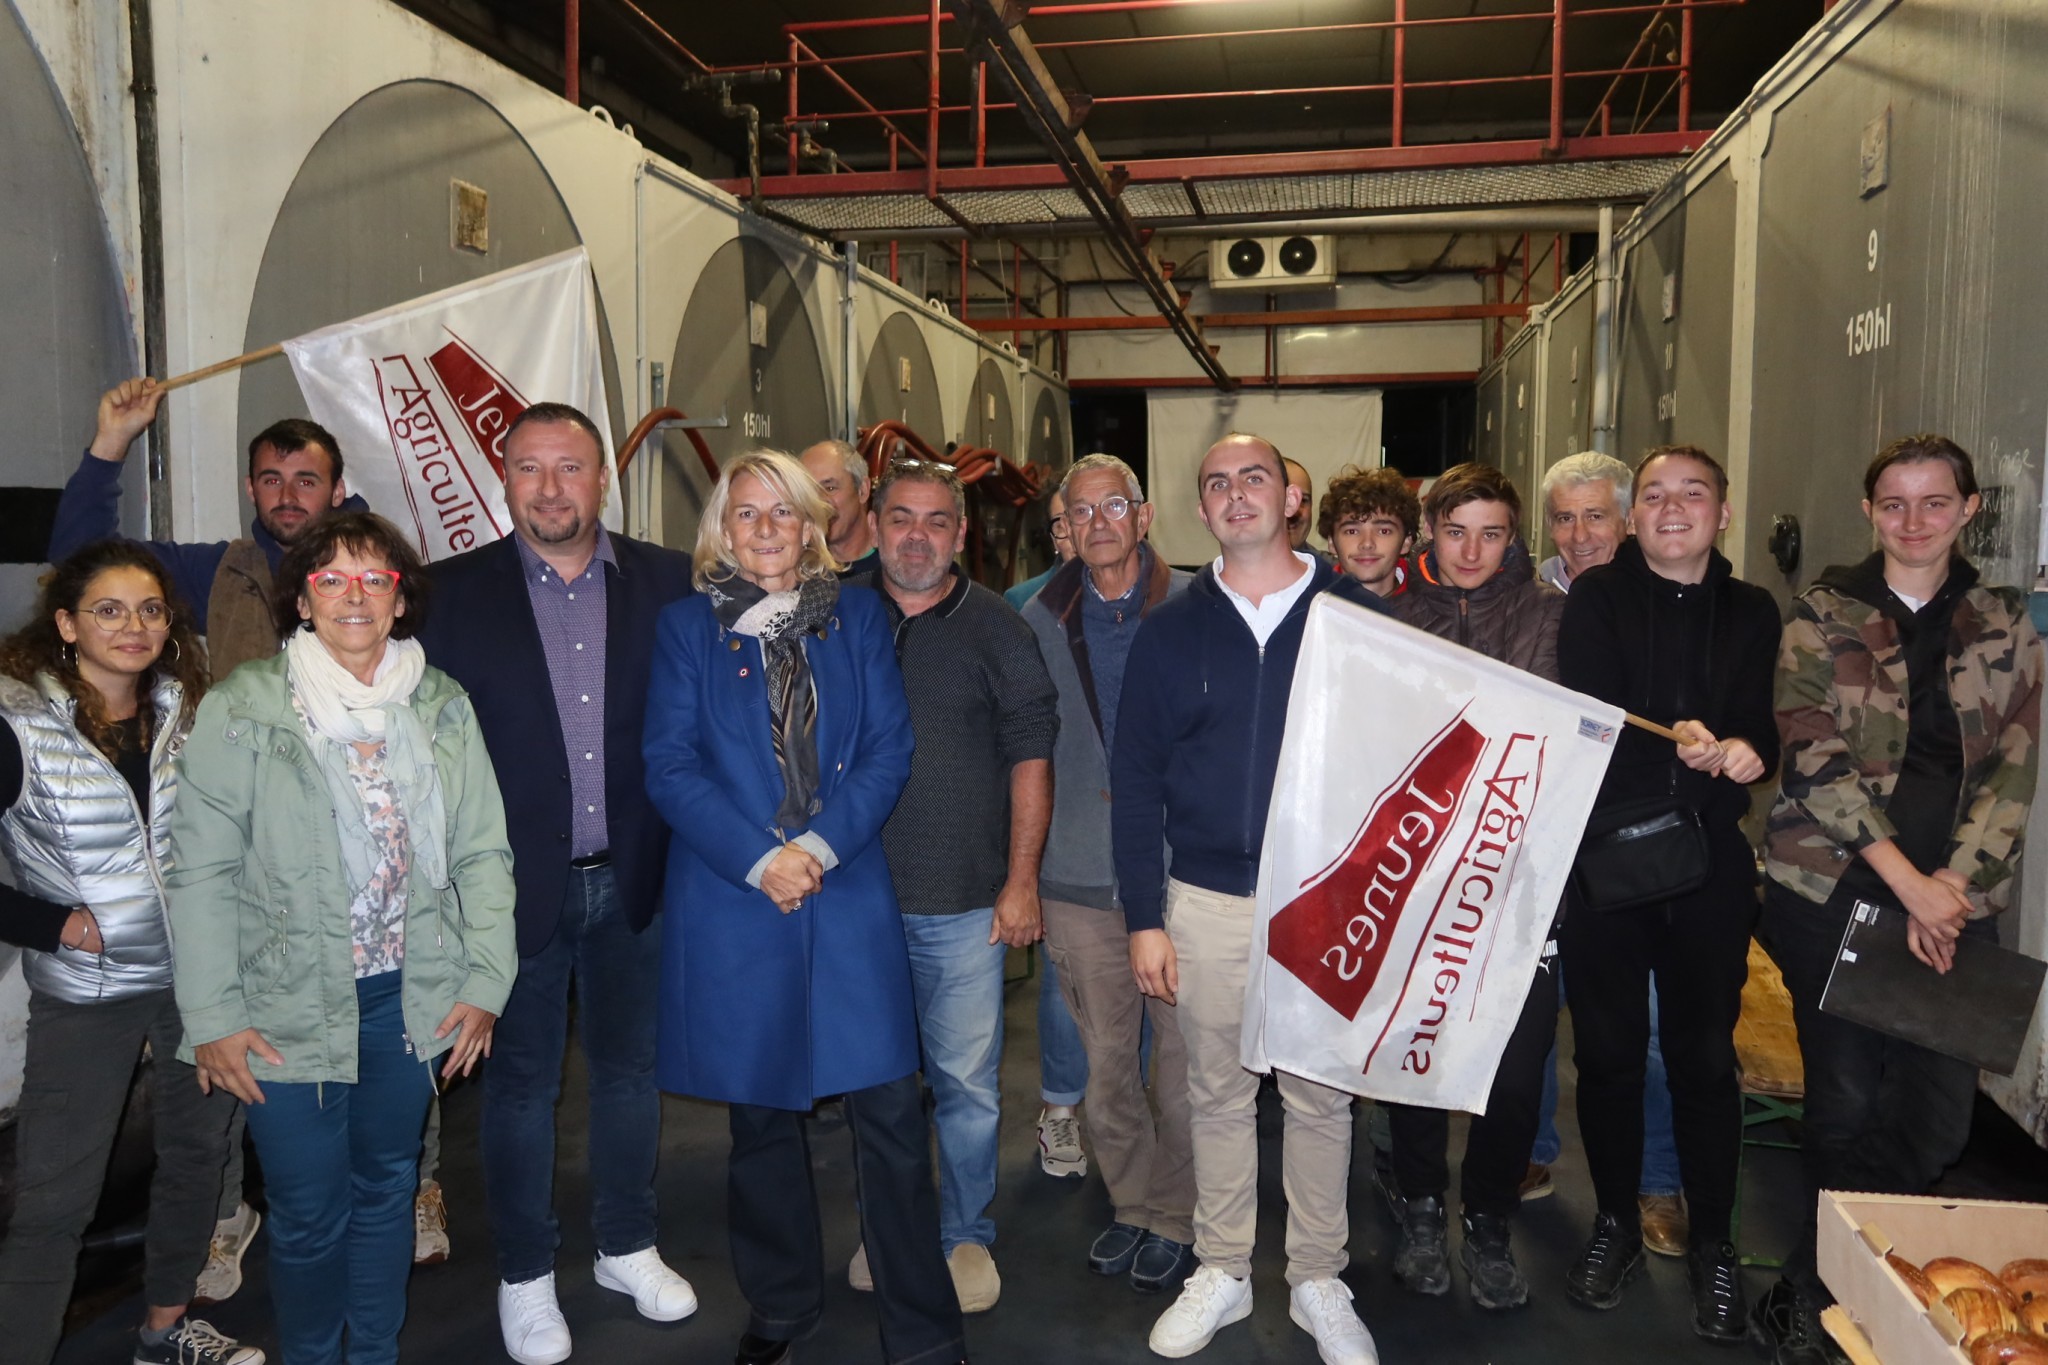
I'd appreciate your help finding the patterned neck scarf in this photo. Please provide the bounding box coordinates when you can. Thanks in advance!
[707,572,840,831]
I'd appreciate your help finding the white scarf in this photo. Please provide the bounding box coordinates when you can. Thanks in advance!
[285,630,450,889]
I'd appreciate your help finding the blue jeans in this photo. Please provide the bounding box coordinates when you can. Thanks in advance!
[242,973,434,1365]
[902,909,1006,1254]
[1037,951,1088,1107]
[1535,973,1682,1195]
[482,864,663,1283]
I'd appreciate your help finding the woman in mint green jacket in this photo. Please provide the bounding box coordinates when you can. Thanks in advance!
[168,512,516,1365]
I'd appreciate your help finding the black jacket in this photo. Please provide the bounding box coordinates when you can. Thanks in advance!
[1558,538,1783,834]
[1110,556,1387,932]
[419,533,695,956]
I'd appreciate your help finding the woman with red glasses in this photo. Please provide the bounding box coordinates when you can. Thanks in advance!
[168,511,517,1365]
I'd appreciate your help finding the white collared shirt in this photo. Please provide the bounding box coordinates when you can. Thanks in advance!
[1211,550,1317,648]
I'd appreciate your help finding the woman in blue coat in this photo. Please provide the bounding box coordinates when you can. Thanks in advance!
[643,449,966,1365]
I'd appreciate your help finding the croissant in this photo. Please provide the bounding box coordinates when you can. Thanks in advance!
[1888,1253,1939,1307]
[2002,1260,2048,1303]
[1968,1330,2048,1365]
[1946,1287,2023,1344]
[1931,1259,2013,1301]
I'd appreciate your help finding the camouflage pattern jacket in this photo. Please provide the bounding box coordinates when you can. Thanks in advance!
[1766,562,2042,917]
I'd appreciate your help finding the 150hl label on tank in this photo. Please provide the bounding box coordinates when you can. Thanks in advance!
[1846,228,1892,358]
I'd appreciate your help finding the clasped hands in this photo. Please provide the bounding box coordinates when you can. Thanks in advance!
[1672,719,1766,785]
[760,843,823,913]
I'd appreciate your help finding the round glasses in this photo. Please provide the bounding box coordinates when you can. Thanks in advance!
[84,601,171,632]
[306,570,403,598]
[1066,496,1141,526]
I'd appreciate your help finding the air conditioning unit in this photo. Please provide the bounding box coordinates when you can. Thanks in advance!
[1209,234,1337,292]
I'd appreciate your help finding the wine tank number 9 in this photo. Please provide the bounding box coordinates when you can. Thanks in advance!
[1846,302,1892,357]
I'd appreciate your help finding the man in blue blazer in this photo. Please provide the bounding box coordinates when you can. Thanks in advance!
[417,403,696,1365]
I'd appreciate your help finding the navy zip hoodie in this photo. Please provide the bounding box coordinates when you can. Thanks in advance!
[1110,555,1387,933]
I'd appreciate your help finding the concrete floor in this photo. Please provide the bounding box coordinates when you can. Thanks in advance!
[32,956,1897,1365]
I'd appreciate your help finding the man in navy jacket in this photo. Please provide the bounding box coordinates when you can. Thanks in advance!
[1112,434,1387,1365]
[416,403,695,1365]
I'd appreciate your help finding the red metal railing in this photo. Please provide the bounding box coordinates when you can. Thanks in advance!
[700,0,1738,187]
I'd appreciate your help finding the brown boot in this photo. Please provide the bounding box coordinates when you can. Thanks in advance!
[1638,1193,1688,1257]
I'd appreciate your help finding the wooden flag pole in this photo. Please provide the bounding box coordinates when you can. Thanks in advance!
[158,342,286,393]
[1625,713,1686,742]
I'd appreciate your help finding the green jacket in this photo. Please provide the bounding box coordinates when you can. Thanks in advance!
[1767,573,2042,917]
[166,652,517,1082]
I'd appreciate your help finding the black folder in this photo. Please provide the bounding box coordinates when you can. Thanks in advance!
[1818,900,2046,1076]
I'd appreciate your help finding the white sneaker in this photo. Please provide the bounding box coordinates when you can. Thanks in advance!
[191,1203,261,1307]
[1037,1106,1088,1178]
[594,1247,698,1322]
[1149,1265,1253,1358]
[498,1274,572,1365]
[1288,1278,1378,1365]
[414,1180,450,1265]
[848,1242,875,1292]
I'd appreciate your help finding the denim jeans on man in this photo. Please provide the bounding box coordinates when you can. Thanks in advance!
[1037,952,1088,1107]
[902,906,1007,1252]
[243,972,433,1365]
[482,863,663,1282]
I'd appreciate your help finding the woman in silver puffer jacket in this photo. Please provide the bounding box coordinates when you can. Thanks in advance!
[0,539,259,1365]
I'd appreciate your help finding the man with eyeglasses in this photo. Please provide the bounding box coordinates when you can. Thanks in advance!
[849,457,1059,1315]
[800,438,880,576]
[49,380,369,1305]
[1115,433,1387,1363]
[1021,454,1200,1297]
[417,403,698,1365]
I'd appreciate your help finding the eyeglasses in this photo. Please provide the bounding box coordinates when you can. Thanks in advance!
[306,570,403,598]
[84,601,171,632]
[1049,516,1071,539]
[1066,496,1141,526]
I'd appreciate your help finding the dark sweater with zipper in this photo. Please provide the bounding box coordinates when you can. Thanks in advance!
[1558,538,1782,835]
[1392,538,1564,683]
[1110,556,1387,933]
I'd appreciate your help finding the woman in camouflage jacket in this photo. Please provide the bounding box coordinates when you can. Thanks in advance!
[1757,434,2042,1364]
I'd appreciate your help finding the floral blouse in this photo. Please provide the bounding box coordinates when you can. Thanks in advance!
[342,741,411,979]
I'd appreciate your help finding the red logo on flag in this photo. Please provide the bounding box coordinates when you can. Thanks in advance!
[425,331,529,480]
[1266,714,1486,1021]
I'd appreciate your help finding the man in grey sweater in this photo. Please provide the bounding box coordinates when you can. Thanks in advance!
[1022,454,1198,1295]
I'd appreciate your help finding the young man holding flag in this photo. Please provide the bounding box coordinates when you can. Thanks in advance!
[1113,433,1386,1363]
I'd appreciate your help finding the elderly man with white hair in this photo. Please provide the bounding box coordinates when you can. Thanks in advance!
[1536,451,1631,593]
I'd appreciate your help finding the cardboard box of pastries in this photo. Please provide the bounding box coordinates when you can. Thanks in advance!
[1820,1191,2048,1365]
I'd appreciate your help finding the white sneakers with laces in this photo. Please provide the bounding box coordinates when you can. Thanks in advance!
[1149,1265,1253,1358]
[497,1273,572,1365]
[191,1203,261,1307]
[593,1247,699,1321]
[1288,1278,1379,1365]
[1037,1105,1088,1178]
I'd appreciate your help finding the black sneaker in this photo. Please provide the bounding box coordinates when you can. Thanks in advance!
[1686,1240,1747,1345]
[1392,1193,1452,1296]
[1128,1232,1195,1294]
[1565,1212,1644,1310]
[1460,1210,1529,1310]
[133,1318,264,1365]
[1746,1279,1849,1365]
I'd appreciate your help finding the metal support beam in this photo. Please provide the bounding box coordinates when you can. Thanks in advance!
[948,0,1232,389]
[967,302,1527,332]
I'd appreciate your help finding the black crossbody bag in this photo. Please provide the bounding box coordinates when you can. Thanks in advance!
[1571,794,1712,912]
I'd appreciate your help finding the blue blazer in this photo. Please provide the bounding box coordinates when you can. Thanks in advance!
[642,585,920,1110]
[418,532,694,957]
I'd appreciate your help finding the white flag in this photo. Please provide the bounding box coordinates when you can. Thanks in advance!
[1243,594,1622,1113]
[281,248,619,561]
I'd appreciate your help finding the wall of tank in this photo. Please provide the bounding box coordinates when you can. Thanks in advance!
[1476,0,2048,1144]
[0,0,1070,1116]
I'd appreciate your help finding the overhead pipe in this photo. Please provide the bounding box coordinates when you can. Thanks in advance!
[128,0,172,538]
[1590,202,1617,454]
[965,302,1528,332]
[858,207,1607,244]
[565,0,580,105]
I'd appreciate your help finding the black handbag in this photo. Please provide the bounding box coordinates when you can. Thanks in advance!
[1571,796,1712,912]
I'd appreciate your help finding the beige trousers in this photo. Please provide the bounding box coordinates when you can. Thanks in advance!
[1042,898,1196,1245]
[1165,877,1352,1285]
